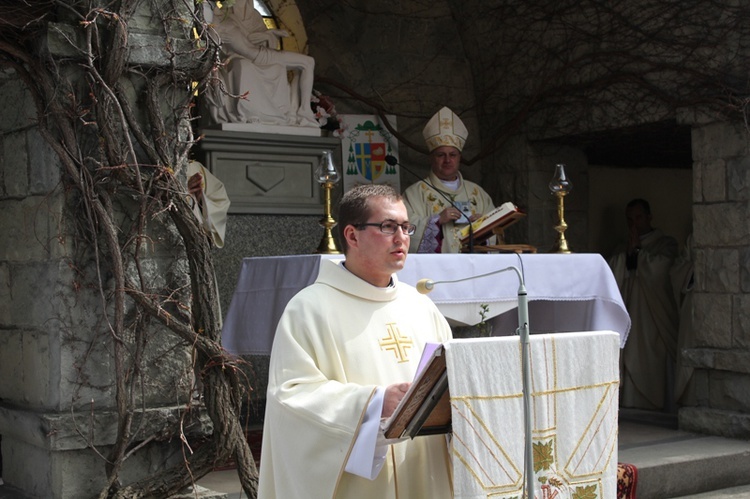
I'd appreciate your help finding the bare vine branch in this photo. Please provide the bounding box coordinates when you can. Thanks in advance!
[0,1,258,496]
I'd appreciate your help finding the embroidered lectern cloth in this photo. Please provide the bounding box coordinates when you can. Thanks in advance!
[444,331,620,499]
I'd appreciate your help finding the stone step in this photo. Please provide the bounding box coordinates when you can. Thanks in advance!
[2,413,749,498]
[671,485,750,498]
[618,413,750,499]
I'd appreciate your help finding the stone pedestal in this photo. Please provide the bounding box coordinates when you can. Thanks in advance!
[0,405,212,498]
[0,187,206,496]
[197,129,341,215]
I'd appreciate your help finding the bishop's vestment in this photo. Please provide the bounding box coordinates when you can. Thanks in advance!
[404,171,494,254]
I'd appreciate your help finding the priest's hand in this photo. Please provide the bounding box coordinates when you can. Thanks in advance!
[382,382,411,418]
[439,207,463,225]
[627,223,640,255]
[188,173,204,203]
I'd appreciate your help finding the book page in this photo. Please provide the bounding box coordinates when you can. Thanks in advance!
[416,342,441,377]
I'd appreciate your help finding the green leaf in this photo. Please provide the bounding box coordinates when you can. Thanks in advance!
[533,440,554,472]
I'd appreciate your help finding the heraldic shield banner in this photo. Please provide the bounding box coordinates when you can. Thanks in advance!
[339,114,400,193]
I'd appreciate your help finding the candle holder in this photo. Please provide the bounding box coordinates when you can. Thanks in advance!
[549,163,573,254]
[315,150,341,254]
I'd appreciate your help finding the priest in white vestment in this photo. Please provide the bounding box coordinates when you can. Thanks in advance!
[258,185,453,498]
[609,198,679,411]
[187,160,230,248]
[403,107,495,253]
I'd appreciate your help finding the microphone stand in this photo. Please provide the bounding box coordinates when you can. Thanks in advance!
[417,264,534,499]
[386,155,475,253]
[516,274,534,499]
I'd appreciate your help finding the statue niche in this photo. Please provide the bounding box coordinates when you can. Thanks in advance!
[205,0,319,131]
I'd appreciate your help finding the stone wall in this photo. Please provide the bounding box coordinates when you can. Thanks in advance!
[0,79,202,499]
[679,118,750,438]
[0,2,212,497]
[213,214,329,314]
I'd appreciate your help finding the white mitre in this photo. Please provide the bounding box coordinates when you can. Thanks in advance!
[422,106,469,152]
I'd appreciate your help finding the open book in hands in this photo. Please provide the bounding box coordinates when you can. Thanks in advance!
[383,343,451,439]
[459,202,524,244]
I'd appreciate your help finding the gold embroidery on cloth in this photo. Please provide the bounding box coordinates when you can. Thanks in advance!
[379,324,414,363]
[448,335,619,498]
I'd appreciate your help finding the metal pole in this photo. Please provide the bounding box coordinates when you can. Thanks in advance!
[517,281,534,498]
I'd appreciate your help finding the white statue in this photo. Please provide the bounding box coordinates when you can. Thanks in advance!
[205,0,318,129]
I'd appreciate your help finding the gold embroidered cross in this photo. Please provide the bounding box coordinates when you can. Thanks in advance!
[379,324,414,363]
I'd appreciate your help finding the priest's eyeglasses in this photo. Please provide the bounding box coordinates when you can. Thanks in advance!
[356,221,417,236]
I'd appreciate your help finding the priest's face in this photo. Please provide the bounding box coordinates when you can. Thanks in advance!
[347,197,410,287]
[429,146,461,182]
[626,203,652,236]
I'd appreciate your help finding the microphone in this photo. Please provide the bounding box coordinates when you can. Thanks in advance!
[415,278,435,294]
[385,154,475,253]
[384,154,400,167]
[415,266,524,295]
[415,262,535,498]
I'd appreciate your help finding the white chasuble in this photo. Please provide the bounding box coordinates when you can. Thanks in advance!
[258,259,453,499]
[609,228,678,410]
[444,331,620,499]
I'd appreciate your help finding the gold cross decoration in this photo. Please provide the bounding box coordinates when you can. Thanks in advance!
[379,324,414,363]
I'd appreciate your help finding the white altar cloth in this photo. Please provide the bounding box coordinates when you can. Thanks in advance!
[221,253,630,355]
[445,331,620,498]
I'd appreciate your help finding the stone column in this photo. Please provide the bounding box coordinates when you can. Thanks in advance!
[0,80,206,499]
[680,117,750,438]
[0,3,212,497]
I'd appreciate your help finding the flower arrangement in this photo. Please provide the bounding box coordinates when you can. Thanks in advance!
[311,89,342,135]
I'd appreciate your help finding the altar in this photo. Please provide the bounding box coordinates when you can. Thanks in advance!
[221,253,630,356]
